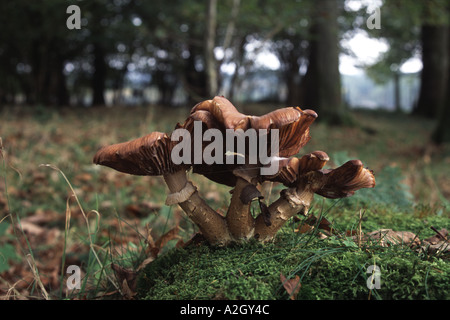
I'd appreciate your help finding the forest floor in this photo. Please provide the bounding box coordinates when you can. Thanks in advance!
[0,104,449,300]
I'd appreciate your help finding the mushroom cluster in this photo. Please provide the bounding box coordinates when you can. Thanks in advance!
[94,96,375,246]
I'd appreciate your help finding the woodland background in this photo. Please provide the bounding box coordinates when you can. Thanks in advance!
[0,0,450,140]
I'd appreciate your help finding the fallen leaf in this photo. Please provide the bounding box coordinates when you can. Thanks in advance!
[137,257,155,271]
[121,279,136,300]
[424,228,448,244]
[111,263,137,298]
[146,226,181,258]
[18,220,46,237]
[280,273,301,300]
[422,228,449,254]
[423,242,450,254]
[295,224,313,234]
[365,229,420,247]
[125,204,143,217]
[154,226,181,251]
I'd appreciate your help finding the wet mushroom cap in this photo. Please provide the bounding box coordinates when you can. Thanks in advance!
[314,159,376,198]
[187,96,319,186]
[191,96,249,130]
[93,131,185,176]
[249,107,317,158]
[265,151,329,187]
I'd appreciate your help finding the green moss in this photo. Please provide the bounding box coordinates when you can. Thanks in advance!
[136,229,449,300]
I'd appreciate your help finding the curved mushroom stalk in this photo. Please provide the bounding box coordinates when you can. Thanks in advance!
[225,167,261,240]
[163,170,231,246]
[254,159,376,242]
[254,186,313,242]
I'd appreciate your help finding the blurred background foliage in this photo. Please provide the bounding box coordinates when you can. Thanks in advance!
[0,0,449,141]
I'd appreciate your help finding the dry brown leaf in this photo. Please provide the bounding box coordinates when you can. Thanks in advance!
[154,226,181,250]
[139,201,162,212]
[145,226,181,258]
[422,228,449,254]
[280,273,301,300]
[365,229,420,247]
[111,263,137,295]
[121,279,136,300]
[125,204,143,217]
[74,173,93,183]
[137,257,155,271]
[295,224,314,234]
[18,220,46,237]
[424,228,448,244]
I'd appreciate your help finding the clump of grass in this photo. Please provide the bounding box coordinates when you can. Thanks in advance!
[0,160,150,299]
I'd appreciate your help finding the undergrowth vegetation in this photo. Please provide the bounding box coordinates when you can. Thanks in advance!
[137,221,449,300]
[0,105,449,300]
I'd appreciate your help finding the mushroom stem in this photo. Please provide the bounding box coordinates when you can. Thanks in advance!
[226,177,255,240]
[254,177,316,242]
[163,170,231,246]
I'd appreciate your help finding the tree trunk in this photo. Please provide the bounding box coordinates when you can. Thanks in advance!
[184,41,207,105]
[432,98,450,144]
[49,52,69,107]
[432,26,450,144]
[415,25,448,118]
[284,50,302,106]
[393,71,401,112]
[205,0,218,98]
[92,43,107,106]
[227,36,246,101]
[300,0,344,124]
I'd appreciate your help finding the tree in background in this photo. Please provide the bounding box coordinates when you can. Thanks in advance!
[362,1,422,113]
[362,0,449,118]
[299,0,346,124]
[416,25,448,118]
[0,0,77,106]
[357,0,450,143]
[432,20,450,144]
[413,1,449,118]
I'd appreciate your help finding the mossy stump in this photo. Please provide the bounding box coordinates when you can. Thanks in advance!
[136,231,449,300]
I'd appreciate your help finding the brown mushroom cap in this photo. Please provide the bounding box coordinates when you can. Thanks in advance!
[263,155,375,199]
[186,96,319,186]
[190,97,317,158]
[191,96,249,130]
[313,160,376,198]
[251,107,317,157]
[265,151,329,186]
[93,131,185,176]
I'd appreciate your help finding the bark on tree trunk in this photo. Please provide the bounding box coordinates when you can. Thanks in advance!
[300,0,344,124]
[92,43,107,106]
[205,0,218,98]
[432,26,450,144]
[393,71,401,112]
[284,53,301,106]
[415,25,448,118]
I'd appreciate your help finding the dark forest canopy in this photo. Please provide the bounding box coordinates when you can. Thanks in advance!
[0,0,450,141]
